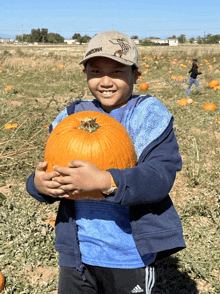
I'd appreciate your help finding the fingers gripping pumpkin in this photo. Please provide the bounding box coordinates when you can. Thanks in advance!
[44,111,137,199]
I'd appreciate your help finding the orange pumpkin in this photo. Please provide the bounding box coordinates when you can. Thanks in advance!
[5,85,14,90]
[179,99,188,106]
[58,64,65,69]
[203,103,217,111]
[139,82,149,90]
[0,272,5,293]
[4,123,18,130]
[208,80,219,88]
[217,118,220,125]
[44,111,137,200]
[177,75,184,81]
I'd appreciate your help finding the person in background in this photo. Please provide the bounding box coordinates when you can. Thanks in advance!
[185,59,204,95]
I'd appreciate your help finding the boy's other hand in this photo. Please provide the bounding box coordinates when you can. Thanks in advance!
[52,160,112,197]
[34,161,67,197]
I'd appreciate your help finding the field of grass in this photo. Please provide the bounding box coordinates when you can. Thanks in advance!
[0,43,220,293]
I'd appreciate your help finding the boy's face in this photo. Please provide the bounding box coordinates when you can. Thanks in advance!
[83,57,140,113]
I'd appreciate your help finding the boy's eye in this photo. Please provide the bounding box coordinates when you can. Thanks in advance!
[114,70,123,73]
[91,70,100,73]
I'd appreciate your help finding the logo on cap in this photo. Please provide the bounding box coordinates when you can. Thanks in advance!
[109,38,131,58]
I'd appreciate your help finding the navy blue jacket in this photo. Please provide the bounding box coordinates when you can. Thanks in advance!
[26,95,186,275]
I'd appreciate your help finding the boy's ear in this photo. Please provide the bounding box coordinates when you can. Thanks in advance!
[133,68,142,84]
[83,67,87,74]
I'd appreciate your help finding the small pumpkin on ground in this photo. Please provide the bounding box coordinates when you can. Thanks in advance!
[203,103,217,111]
[5,85,14,90]
[179,99,188,106]
[4,123,18,130]
[208,80,219,88]
[177,75,184,81]
[187,98,193,104]
[0,272,5,293]
[45,217,56,229]
[44,111,137,200]
[139,82,149,90]
[217,118,220,125]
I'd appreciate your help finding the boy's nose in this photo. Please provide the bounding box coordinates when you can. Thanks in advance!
[100,75,113,87]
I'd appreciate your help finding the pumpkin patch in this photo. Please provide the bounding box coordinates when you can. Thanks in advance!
[1,44,220,293]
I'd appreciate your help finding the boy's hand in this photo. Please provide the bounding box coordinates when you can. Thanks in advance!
[34,161,67,197]
[52,160,112,197]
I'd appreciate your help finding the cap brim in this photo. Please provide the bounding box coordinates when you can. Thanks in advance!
[79,52,139,68]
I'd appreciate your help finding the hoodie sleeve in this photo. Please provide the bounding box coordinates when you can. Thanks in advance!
[105,121,182,206]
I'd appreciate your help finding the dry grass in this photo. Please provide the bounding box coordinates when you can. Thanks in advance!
[0,44,220,293]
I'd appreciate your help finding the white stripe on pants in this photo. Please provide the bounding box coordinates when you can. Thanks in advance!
[145,266,155,294]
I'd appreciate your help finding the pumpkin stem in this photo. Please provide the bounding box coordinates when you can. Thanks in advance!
[78,117,100,133]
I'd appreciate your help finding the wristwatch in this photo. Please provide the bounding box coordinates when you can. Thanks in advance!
[102,174,118,195]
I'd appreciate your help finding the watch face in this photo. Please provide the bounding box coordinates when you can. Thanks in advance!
[109,186,118,194]
[103,186,118,195]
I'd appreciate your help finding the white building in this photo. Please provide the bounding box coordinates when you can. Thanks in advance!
[149,38,178,46]
[0,37,14,43]
[64,39,76,45]
[131,39,139,45]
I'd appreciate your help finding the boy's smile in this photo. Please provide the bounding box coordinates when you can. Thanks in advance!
[83,57,140,113]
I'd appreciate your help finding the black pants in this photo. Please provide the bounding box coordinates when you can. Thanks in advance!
[58,263,155,294]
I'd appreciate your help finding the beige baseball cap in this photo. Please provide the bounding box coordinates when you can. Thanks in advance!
[79,31,139,68]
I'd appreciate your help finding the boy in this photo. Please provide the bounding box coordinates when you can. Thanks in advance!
[26,31,186,294]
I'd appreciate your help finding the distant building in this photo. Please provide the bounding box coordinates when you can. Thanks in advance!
[131,39,139,45]
[149,38,178,46]
[0,37,14,43]
[64,39,76,45]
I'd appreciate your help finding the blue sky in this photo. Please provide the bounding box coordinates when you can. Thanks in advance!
[1,0,220,39]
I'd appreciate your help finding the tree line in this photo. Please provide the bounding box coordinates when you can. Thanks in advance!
[16,29,220,45]
[132,33,220,46]
[167,34,220,44]
[16,28,64,43]
[16,29,92,44]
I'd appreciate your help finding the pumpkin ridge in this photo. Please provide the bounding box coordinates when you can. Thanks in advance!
[102,130,119,169]
[105,126,133,168]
